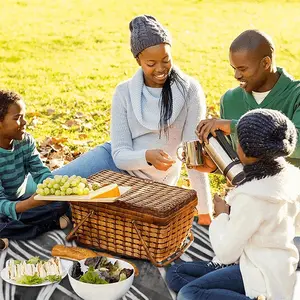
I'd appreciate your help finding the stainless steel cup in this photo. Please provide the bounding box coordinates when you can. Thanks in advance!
[177,140,203,167]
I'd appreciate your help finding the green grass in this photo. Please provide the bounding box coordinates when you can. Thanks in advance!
[1,0,300,192]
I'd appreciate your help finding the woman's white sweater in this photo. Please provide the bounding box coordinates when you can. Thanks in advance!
[110,67,212,213]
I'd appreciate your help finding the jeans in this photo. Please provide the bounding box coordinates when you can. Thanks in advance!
[53,142,127,178]
[0,201,69,240]
[166,261,253,300]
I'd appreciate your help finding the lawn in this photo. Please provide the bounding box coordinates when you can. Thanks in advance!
[1,0,300,190]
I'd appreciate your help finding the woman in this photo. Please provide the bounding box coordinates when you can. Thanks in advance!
[166,109,300,300]
[54,15,212,224]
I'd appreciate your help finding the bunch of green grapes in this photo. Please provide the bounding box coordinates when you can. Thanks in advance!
[36,175,91,196]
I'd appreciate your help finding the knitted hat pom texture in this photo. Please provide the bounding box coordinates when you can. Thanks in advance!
[237,109,297,159]
[129,15,172,57]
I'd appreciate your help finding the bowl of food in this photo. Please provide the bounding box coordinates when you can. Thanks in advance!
[68,256,134,300]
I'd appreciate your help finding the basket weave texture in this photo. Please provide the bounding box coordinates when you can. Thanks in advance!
[69,170,197,264]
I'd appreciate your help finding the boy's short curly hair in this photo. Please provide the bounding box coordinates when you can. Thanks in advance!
[0,90,23,121]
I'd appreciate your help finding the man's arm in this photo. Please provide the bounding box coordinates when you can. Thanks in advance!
[289,105,300,160]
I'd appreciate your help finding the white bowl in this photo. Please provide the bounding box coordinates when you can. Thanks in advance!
[68,257,134,300]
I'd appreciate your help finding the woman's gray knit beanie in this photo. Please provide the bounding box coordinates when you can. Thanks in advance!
[129,15,171,57]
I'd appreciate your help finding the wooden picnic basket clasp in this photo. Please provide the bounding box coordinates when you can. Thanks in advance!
[132,220,194,267]
[66,210,94,242]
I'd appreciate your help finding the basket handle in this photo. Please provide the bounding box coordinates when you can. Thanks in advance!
[66,210,94,242]
[132,220,194,267]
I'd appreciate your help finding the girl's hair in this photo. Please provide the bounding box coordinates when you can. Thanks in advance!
[0,90,22,121]
[159,68,187,138]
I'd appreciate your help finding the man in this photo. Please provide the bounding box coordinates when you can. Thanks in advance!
[197,29,300,169]
[196,29,300,266]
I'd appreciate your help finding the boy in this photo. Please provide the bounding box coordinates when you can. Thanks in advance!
[0,90,69,250]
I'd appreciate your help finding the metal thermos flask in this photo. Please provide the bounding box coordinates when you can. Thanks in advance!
[203,130,245,185]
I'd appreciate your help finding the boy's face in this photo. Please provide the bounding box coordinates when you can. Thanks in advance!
[0,100,27,141]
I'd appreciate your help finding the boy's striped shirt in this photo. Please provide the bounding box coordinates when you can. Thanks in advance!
[0,133,52,220]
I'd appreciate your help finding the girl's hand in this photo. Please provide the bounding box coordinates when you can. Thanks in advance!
[213,194,230,217]
[146,149,176,171]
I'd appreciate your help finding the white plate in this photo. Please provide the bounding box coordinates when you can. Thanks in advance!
[34,186,131,203]
[0,259,72,287]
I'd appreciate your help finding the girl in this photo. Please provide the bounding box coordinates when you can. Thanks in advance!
[53,15,213,224]
[166,108,300,300]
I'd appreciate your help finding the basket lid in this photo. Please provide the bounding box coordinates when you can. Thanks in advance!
[88,170,197,218]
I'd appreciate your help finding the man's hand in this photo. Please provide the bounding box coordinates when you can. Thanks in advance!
[213,194,230,217]
[15,194,49,213]
[146,149,176,171]
[196,118,232,144]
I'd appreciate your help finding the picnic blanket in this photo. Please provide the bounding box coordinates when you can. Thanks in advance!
[2,224,299,300]
[0,222,214,300]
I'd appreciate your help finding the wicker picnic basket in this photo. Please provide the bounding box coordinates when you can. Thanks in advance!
[66,170,197,267]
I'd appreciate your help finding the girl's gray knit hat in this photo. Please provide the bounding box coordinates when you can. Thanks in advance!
[237,108,297,159]
[129,15,171,57]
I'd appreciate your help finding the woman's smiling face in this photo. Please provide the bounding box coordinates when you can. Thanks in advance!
[137,43,172,88]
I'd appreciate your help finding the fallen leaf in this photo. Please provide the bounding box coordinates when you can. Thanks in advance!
[82,122,93,130]
[47,108,55,115]
[28,116,39,128]
[26,112,41,117]
[72,140,88,146]
[78,133,88,139]
[51,137,69,144]
[74,112,85,118]
[64,119,81,127]
[49,158,65,169]
[40,137,53,148]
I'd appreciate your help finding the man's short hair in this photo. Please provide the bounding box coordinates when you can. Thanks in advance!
[230,30,275,59]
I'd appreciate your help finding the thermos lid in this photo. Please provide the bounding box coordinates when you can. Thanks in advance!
[231,172,245,185]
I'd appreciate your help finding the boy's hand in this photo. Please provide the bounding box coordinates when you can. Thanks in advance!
[213,194,230,217]
[27,195,49,207]
[146,149,176,171]
[15,194,49,213]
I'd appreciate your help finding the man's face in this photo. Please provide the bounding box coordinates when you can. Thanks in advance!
[229,50,269,93]
[0,100,27,141]
[137,44,173,88]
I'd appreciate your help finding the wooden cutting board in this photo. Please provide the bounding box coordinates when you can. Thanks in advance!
[34,186,131,202]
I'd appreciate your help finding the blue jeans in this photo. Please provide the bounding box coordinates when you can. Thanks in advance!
[26,142,126,194]
[0,200,69,240]
[53,142,127,177]
[166,261,252,300]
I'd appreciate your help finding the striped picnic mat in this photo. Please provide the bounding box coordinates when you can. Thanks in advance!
[0,222,214,300]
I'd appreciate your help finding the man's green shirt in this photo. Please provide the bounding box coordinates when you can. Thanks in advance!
[221,67,300,167]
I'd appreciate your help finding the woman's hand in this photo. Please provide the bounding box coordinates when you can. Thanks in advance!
[213,194,230,217]
[190,150,218,173]
[196,118,232,144]
[15,194,49,213]
[146,149,176,171]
